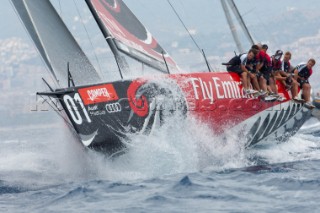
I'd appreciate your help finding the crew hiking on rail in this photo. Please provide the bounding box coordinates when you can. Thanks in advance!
[224,43,316,108]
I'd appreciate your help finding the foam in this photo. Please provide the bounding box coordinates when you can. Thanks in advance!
[0,109,319,186]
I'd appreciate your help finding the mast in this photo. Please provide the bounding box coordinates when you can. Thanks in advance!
[85,0,127,78]
[220,0,244,53]
[226,0,255,45]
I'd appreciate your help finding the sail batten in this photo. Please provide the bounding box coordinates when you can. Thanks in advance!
[86,0,180,73]
[11,0,102,87]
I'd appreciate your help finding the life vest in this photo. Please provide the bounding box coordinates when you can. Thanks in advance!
[282,61,291,73]
[258,51,272,72]
[272,57,282,71]
[296,64,313,79]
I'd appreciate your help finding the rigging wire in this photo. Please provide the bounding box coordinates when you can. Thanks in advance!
[173,0,211,53]
[238,3,279,46]
[38,95,74,129]
[167,0,202,54]
[167,0,214,72]
[72,0,104,78]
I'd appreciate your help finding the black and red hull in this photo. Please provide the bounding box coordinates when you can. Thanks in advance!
[52,72,311,154]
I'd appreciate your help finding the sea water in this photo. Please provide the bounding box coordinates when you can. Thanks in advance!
[0,112,319,212]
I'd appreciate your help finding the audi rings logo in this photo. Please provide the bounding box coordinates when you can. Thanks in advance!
[105,103,122,113]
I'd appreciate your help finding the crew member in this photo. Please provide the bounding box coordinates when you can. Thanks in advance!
[293,59,316,108]
[226,49,258,95]
[256,44,276,101]
[270,50,286,101]
[273,51,299,100]
[247,44,262,93]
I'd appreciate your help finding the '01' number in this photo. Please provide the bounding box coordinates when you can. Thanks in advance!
[63,93,92,125]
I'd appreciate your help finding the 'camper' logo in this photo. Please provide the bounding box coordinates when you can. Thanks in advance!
[79,84,119,105]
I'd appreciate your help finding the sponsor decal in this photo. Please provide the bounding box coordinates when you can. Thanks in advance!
[79,84,119,105]
[190,77,245,102]
[88,105,99,111]
[89,110,106,116]
[105,103,122,113]
[83,102,123,116]
[87,104,106,116]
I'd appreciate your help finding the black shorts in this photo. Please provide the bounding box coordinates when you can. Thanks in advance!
[249,70,258,74]
[246,66,255,73]
[298,79,309,89]
[259,67,272,85]
[257,71,270,85]
[285,77,293,85]
[227,65,243,74]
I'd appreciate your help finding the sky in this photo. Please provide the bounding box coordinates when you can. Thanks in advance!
[3,0,320,40]
[1,0,320,88]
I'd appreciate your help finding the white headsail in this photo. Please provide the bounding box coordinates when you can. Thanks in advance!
[10,0,102,87]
